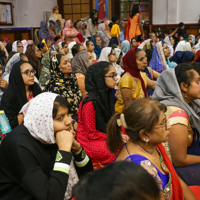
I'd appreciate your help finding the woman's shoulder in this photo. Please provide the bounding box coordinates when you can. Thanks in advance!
[119,72,137,88]
[165,106,189,127]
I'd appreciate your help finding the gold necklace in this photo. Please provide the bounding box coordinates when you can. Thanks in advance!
[136,144,161,170]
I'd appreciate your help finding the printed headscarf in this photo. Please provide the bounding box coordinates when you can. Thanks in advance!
[23,92,79,199]
[45,54,82,116]
[71,49,89,75]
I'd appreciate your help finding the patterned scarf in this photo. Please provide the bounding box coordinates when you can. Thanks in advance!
[45,54,82,117]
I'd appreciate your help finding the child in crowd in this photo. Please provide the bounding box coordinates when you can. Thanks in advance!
[109,15,121,46]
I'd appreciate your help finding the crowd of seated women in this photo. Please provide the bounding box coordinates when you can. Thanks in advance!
[1,5,200,200]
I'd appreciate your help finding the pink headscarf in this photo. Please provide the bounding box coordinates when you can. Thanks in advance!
[62,20,79,40]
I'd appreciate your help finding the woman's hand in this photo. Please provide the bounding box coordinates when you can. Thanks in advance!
[56,130,74,152]
[0,79,8,90]
[71,138,82,155]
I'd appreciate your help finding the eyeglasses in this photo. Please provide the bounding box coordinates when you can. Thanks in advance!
[21,69,36,76]
[105,73,118,80]
[17,46,24,48]
[153,117,169,130]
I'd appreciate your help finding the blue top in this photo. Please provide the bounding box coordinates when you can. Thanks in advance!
[124,144,169,191]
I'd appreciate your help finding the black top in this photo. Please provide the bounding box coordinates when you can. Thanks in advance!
[0,125,93,200]
[176,27,187,37]
[0,60,42,129]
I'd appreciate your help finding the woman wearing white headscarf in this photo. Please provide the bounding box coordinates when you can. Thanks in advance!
[164,36,175,57]
[21,40,28,53]
[0,92,93,199]
[98,47,124,82]
[97,22,111,48]
[12,40,24,53]
[175,41,191,52]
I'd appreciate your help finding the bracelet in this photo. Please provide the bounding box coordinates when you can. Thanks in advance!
[72,145,82,153]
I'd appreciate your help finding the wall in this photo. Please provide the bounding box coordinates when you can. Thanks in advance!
[1,0,57,28]
[153,0,200,25]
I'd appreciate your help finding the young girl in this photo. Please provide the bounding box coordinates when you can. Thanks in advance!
[0,92,93,199]
[76,62,118,168]
[86,9,98,40]
[109,15,121,46]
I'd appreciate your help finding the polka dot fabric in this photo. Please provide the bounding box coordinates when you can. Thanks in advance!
[24,92,58,144]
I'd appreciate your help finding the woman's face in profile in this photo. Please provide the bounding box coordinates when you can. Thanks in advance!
[59,56,72,74]
[136,50,147,70]
[20,63,35,86]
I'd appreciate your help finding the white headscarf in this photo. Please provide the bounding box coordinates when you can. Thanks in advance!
[3,53,20,82]
[190,35,195,44]
[164,36,174,57]
[175,40,188,52]
[23,92,79,199]
[24,92,58,144]
[181,42,191,51]
[66,41,77,59]
[98,47,124,83]
[138,39,151,49]
[12,41,18,52]
[21,40,28,53]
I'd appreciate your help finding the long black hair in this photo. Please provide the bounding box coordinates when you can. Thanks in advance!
[89,9,98,26]
[130,4,139,18]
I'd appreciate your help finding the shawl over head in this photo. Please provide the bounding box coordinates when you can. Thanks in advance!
[91,37,102,58]
[97,23,111,48]
[81,61,115,132]
[0,53,21,99]
[21,40,28,53]
[38,20,53,40]
[24,92,58,144]
[12,41,21,52]
[164,36,174,57]
[175,40,191,52]
[45,54,82,116]
[120,40,131,56]
[76,21,86,38]
[62,20,79,40]
[48,20,58,38]
[2,53,20,82]
[23,92,79,199]
[172,51,195,64]
[152,68,200,134]
[149,41,169,73]
[123,48,147,97]
[98,47,124,79]
[1,60,41,128]
[71,49,89,75]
